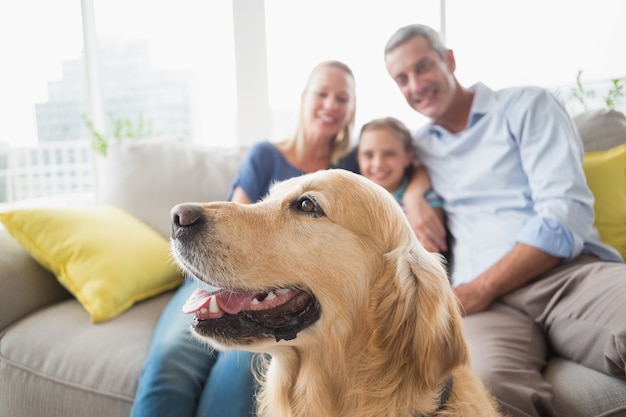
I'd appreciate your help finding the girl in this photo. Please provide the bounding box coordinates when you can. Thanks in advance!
[357,117,442,212]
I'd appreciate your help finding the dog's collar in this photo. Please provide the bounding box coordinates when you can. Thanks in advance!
[412,377,454,417]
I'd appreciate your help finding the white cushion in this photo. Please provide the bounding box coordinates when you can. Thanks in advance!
[97,138,245,238]
[573,109,626,152]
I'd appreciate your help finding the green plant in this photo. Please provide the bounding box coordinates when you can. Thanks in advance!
[556,70,625,115]
[605,78,624,109]
[569,70,595,112]
[83,112,155,156]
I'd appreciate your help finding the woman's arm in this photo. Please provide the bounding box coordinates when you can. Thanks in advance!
[230,187,253,204]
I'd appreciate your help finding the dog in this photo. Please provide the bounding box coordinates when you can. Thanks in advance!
[170,169,502,417]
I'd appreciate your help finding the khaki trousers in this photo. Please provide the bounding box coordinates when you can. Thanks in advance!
[463,256,626,417]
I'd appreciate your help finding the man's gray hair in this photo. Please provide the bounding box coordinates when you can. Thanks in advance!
[384,24,447,60]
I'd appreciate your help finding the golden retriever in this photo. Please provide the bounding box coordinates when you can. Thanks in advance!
[170,169,502,417]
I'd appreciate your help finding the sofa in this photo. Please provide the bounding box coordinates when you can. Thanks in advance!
[1,108,625,417]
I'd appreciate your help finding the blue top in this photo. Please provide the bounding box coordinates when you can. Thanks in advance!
[414,83,623,285]
[228,140,358,203]
[228,141,303,202]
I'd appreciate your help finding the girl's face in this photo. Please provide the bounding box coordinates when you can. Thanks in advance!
[301,66,355,141]
[357,127,413,193]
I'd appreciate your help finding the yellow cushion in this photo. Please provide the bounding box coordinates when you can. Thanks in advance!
[583,143,626,260]
[0,205,183,322]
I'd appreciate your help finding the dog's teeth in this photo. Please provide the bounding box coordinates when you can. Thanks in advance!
[276,289,290,295]
[200,307,208,314]
[266,291,277,300]
[209,295,220,313]
[251,298,260,305]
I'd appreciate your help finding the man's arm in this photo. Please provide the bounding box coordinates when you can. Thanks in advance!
[452,89,590,314]
[403,165,447,252]
[453,243,562,315]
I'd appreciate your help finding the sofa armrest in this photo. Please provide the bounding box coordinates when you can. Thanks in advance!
[0,228,71,331]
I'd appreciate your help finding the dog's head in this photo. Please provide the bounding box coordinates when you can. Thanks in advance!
[171,169,466,380]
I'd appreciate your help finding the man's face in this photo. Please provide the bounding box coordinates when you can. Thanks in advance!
[385,36,456,121]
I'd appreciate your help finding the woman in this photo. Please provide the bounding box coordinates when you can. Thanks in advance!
[131,59,357,417]
[230,60,356,204]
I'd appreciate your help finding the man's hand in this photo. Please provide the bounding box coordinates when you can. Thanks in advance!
[453,279,495,316]
[453,243,563,316]
[405,197,447,253]
[401,163,447,252]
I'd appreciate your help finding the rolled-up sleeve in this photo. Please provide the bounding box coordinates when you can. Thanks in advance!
[512,89,594,259]
[516,216,576,257]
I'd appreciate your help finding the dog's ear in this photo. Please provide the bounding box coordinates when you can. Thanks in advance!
[368,244,468,390]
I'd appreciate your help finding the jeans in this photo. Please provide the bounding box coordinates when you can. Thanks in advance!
[130,280,257,417]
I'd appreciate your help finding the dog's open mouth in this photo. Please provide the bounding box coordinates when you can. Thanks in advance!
[182,286,321,343]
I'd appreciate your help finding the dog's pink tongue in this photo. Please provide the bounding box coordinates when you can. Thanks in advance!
[182,288,257,315]
[215,291,257,314]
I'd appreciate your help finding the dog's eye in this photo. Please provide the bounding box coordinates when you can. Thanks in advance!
[300,198,315,212]
[292,196,325,217]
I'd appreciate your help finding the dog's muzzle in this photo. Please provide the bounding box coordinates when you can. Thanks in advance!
[170,203,322,344]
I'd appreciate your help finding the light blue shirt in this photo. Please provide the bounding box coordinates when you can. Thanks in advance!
[414,83,623,286]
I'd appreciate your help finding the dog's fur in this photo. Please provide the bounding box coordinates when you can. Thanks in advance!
[171,169,502,417]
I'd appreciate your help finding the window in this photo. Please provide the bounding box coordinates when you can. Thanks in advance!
[264,0,440,138]
[93,0,238,147]
[0,0,84,149]
[265,0,625,138]
[445,0,626,114]
[1,0,624,204]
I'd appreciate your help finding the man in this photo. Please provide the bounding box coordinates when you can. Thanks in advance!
[384,23,625,417]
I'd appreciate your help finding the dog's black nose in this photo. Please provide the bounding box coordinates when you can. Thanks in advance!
[171,203,205,238]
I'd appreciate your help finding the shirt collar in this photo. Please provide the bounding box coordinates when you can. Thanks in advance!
[470,82,497,125]
[428,82,496,136]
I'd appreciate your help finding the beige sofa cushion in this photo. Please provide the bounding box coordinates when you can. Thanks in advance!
[0,228,71,331]
[544,357,626,417]
[0,292,173,417]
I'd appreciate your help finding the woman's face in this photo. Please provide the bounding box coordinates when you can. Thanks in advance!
[301,66,355,141]
[357,127,413,193]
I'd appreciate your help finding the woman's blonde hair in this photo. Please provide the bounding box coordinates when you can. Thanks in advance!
[285,60,356,165]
